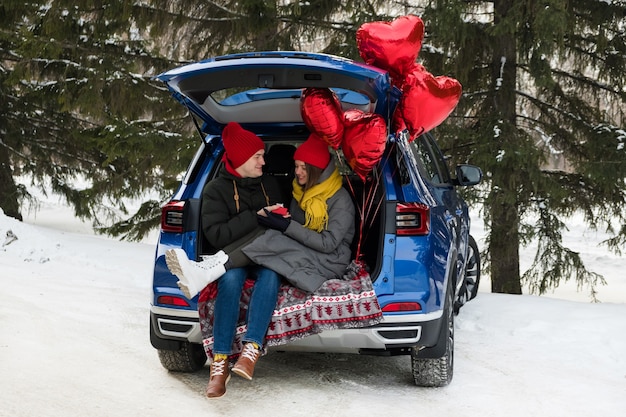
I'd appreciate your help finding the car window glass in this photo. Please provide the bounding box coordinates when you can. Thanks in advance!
[184,142,208,185]
[393,145,411,185]
[409,135,451,186]
[424,135,451,184]
[410,136,441,184]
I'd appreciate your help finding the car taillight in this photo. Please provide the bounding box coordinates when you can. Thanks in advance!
[382,302,422,312]
[395,202,430,235]
[161,200,185,233]
[157,295,191,307]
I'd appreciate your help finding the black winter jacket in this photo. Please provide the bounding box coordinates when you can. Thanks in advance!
[201,167,284,254]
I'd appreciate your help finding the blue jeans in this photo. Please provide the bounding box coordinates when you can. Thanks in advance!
[212,266,280,355]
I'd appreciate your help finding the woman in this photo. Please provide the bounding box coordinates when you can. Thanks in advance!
[243,133,356,292]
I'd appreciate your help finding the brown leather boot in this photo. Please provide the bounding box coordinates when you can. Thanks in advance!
[206,358,230,398]
[231,343,261,380]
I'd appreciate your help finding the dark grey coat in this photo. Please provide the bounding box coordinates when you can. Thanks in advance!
[242,160,356,292]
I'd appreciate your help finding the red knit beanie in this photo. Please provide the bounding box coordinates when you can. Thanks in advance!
[294,134,330,169]
[221,122,265,168]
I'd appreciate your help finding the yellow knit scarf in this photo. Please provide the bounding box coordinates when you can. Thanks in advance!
[292,167,343,232]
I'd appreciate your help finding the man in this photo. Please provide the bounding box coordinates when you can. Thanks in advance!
[165,121,284,398]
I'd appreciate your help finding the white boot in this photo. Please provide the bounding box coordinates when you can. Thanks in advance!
[165,249,228,299]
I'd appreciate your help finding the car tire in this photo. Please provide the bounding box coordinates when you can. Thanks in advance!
[411,279,454,387]
[454,234,480,314]
[157,342,207,372]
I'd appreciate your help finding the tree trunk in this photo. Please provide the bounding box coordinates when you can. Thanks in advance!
[0,143,23,221]
[489,184,522,294]
[489,0,522,294]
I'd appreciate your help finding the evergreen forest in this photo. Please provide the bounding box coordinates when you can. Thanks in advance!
[1,1,624,296]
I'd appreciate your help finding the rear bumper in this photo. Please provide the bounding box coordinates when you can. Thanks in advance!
[270,311,444,354]
[150,306,444,354]
[150,306,202,348]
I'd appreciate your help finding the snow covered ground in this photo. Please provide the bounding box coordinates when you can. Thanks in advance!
[0,196,624,417]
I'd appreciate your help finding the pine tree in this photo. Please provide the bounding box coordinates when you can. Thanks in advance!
[0,1,195,238]
[135,0,391,58]
[411,0,626,297]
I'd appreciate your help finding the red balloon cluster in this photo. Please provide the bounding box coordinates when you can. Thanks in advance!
[299,15,462,180]
[357,15,462,142]
[300,88,386,181]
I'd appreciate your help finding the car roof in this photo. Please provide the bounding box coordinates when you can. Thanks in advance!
[155,51,399,136]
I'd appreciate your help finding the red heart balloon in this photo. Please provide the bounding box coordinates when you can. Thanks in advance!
[392,64,462,141]
[356,15,424,83]
[342,109,388,181]
[300,88,344,149]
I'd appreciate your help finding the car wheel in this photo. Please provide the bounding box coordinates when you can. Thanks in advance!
[465,235,481,299]
[411,281,454,387]
[157,342,207,372]
[454,234,481,313]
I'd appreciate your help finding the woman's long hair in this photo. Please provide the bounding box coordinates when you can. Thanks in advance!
[299,163,323,198]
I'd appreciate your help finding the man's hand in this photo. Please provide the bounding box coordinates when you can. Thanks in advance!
[257,209,290,232]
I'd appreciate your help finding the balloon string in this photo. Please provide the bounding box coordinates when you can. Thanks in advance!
[355,183,366,261]
[345,172,364,261]
[359,120,395,244]
[332,140,399,264]
[333,149,365,260]
[360,141,397,247]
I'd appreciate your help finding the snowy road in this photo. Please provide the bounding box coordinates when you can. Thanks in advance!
[1,209,624,417]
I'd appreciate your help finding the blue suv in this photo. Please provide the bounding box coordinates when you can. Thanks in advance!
[149,51,482,387]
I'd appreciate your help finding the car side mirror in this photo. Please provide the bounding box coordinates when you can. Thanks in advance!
[454,164,483,186]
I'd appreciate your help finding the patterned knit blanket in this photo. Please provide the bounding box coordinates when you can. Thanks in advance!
[197,260,383,360]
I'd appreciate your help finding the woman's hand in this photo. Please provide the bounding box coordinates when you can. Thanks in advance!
[258,209,291,232]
